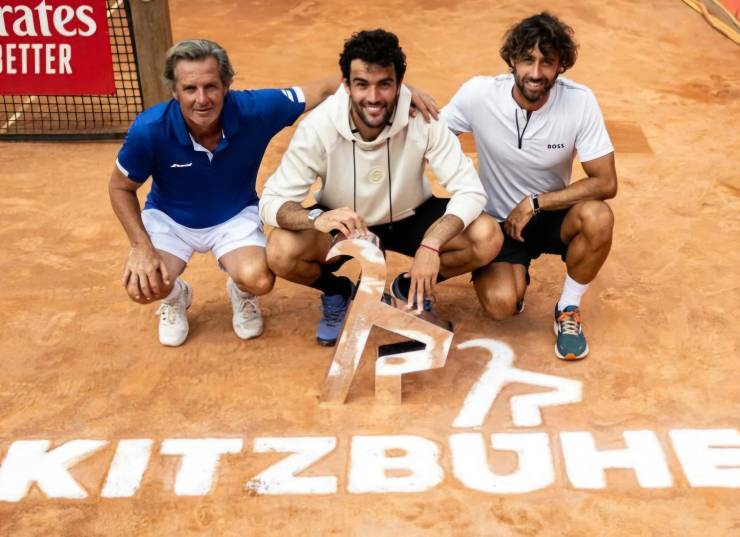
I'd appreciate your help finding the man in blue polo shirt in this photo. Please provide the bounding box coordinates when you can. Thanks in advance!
[108,39,340,347]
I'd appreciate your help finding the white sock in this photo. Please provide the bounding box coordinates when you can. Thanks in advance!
[557,274,589,311]
[163,278,185,303]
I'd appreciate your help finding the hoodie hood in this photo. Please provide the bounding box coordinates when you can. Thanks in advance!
[260,80,486,229]
[331,83,412,149]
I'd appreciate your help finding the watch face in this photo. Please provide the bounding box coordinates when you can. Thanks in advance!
[308,209,323,221]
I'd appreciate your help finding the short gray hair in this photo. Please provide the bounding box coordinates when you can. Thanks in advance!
[163,39,235,91]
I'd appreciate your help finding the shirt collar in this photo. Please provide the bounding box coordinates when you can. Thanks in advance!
[188,131,223,162]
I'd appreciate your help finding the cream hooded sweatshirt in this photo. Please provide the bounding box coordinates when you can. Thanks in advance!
[260,84,486,228]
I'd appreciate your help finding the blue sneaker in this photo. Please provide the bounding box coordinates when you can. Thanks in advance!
[316,293,350,346]
[390,273,434,313]
[553,305,589,360]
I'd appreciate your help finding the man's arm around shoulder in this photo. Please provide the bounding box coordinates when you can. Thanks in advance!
[298,76,341,112]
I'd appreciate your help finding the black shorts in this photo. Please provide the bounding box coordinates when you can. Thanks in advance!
[315,196,449,258]
[369,196,449,256]
[494,209,569,268]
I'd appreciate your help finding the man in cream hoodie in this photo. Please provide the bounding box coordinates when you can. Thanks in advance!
[259,29,501,346]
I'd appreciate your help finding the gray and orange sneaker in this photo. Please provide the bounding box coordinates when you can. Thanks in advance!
[553,305,589,360]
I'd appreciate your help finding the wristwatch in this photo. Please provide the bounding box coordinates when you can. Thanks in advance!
[307,208,324,225]
[529,194,541,215]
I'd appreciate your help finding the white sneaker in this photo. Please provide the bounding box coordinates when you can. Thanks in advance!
[227,278,263,339]
[156,280,192,347]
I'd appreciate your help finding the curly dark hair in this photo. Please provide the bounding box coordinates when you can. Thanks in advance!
[339,29,407,82]
[499,12,578,73]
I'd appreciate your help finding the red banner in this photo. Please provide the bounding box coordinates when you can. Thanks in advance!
[0,0,114,95]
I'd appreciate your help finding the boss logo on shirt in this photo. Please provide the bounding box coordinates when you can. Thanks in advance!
[547,144,566,149]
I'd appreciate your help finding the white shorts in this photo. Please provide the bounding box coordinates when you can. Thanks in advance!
[141,205,266,263]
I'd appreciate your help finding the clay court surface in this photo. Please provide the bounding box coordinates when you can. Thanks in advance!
[1,0,739,535]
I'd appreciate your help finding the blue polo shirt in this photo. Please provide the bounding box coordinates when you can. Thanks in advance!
[116,88,305,228]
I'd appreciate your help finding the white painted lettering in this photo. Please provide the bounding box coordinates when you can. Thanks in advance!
[450,432,554,493]
[160,438,242,496]
[18,43,29,74]
[76,5,96,36]
[45,43,55,74]
[6,43,16,74]
[32,43,42,74]
[453,339,582,428]
[348,435,443,493]
[101,439,153,498]
[0,440,106,502]
[34,0,53,36]
[52,5,75,37]
[0,5,13,37]
[0,2,97,39]
[246,437,337,495]
[12,5,35,36]
[59,43,71,74]
[561,430,673,489]
[670,429,740,488]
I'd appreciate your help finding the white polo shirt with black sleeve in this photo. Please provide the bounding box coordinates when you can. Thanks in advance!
[441,74,614,222]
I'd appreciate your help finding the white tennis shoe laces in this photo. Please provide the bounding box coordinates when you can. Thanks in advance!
[227,278,263,339]
[157,279,192,347]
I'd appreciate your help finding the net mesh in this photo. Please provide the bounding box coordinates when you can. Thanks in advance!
[0,0,143,140]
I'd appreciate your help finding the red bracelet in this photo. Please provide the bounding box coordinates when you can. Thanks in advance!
[420,243,440,254]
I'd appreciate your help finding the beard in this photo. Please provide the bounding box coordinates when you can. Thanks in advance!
[514,71,556,103]
[350,97,396,130]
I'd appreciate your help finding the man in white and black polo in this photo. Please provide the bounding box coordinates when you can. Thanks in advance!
[442,12,618,360]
